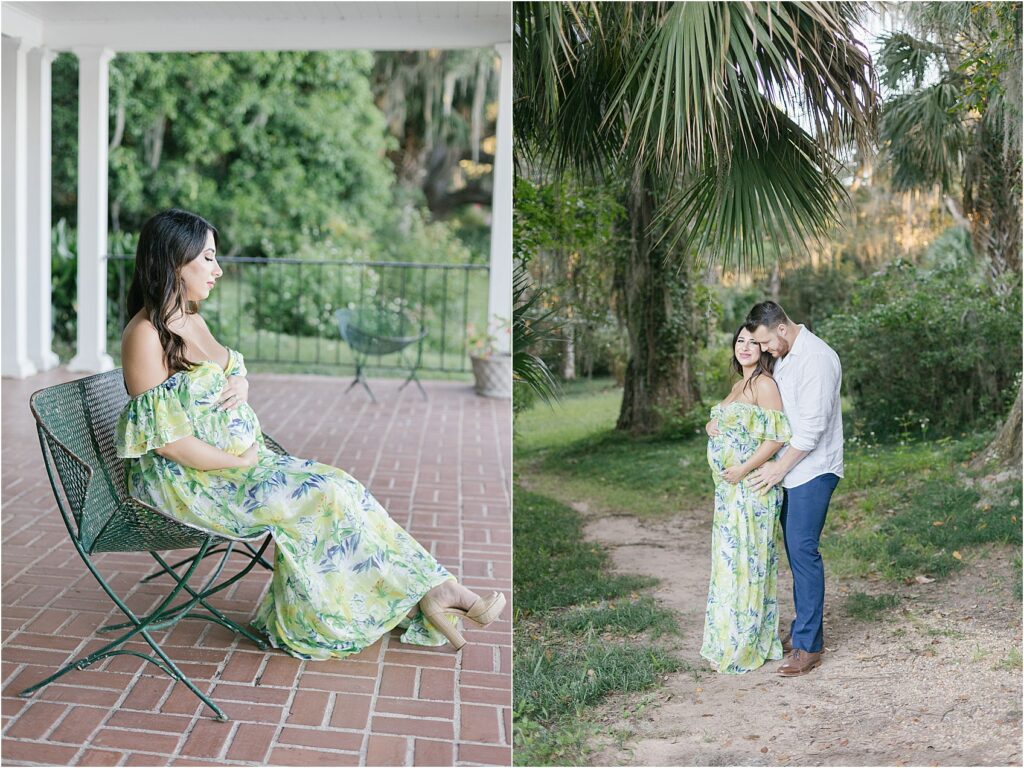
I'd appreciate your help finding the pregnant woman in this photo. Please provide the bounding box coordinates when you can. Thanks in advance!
[116,209,504,659]
[700,324,791,673]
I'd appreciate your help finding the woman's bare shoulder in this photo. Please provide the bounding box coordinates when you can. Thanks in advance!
[122,314,170,395]
[754,374,783,408]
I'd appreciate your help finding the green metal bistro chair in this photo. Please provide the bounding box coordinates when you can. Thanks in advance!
[21,369,288,721]
[336,307,428,403]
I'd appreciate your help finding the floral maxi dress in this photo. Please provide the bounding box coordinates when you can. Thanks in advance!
[115,348,453,660]
[700,402,792,673]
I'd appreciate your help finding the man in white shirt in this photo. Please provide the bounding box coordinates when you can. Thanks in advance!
[746,301,843,677]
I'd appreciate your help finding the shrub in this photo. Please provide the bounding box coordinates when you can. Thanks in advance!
[818,254,1021,438]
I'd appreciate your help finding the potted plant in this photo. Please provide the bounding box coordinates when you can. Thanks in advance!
[467,318,512,398]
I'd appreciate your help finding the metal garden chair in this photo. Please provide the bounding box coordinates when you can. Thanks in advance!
[21,369,288,721]
[336,307,428,403]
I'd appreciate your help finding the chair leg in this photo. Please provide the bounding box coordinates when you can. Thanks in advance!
[139,545,232,583]
[243,540,275,571]
[139,535,273,584]
[344,363,377,403]
[101,536,273,652]
[20,537,229,721]
[397,370,428,400]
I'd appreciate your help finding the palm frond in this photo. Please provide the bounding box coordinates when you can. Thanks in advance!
[512,260,560,406]
[881,78,966,191]
[606,1,878,176]
[661,106,846,270]
[877,32,947,91]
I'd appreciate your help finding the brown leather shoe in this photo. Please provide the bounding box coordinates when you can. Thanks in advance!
[777,649,821,676]
[780,627,793,654]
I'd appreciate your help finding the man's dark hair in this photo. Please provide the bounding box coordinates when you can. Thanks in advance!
[746,301,790,329]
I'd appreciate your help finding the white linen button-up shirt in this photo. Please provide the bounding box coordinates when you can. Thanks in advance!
[773,325,844,489]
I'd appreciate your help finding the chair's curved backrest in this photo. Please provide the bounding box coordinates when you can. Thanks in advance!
[336,308,426,356]
[32,369,288,555]
[30,370,132,552]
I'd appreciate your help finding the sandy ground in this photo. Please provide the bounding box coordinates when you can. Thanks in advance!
[572,500,1023,767]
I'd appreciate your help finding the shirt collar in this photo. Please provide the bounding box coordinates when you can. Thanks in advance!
[784,324,807,358]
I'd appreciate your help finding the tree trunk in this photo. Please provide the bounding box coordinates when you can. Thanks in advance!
[616,171,701,434]
[972,385,1022,471]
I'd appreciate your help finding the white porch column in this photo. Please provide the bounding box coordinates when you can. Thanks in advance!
[69,46,115,373]
[487,43,512,354]
[26,46,60,372]
[1,34,38,379]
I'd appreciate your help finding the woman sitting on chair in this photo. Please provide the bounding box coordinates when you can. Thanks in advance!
[116,208,504,659]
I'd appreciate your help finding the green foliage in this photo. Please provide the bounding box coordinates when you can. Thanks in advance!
[513,260,561,411]
[51,220,140,347]
[694,341,735,406]
[878,2,1022,277]
[778,261,862,333]
[514,716,596,767]
[818,245,1021,438]
[513,487,655,616]
[515,1,878,267]
[54,51,395,251]
[514,175,626,380]
[247,206,473,339]
[845,592,900,621]
[50,50,490,365]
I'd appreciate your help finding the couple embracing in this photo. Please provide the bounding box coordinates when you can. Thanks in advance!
[701,301,844,677]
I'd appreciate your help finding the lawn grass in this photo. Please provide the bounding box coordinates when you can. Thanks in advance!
[823,460,1021,582]
[514,641,682,721]
[513,487,680,766]
[516,379,713,518]
[551,596,678,638]
[514,488,656,616]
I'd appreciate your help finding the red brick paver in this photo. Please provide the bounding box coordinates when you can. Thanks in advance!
[2,369,511,766]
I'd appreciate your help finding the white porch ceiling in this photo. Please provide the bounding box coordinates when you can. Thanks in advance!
[2,1,511,52]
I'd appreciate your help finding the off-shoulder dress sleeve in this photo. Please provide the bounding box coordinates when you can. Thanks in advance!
[225,348,247,378]
[116,374,194,458]
[747,408,792,444]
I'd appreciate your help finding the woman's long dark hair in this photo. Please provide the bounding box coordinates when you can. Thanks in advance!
[126,209,218,375]
[730,323,775,397]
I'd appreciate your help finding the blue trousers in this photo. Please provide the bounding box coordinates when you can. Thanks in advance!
[780,473,840,653]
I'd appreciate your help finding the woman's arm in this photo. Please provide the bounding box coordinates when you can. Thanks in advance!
[156,437,257,470]
[722,438,784,483]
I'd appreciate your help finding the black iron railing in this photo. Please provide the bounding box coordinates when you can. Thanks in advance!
[107,255,490,375]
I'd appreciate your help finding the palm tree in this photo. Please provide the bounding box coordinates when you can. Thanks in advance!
[877,2,1022,469]
[515,2,878,432]
[878,2,1022,281]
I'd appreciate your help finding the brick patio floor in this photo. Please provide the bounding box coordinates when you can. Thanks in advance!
[1,368,511,767]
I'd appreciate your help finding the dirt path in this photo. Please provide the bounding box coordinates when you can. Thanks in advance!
[574,501,1022,767]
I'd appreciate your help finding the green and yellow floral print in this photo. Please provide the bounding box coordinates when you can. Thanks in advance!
[115,349,453,660]
[700,401,791,674]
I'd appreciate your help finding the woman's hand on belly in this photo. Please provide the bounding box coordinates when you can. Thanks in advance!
[215,375,249,411]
